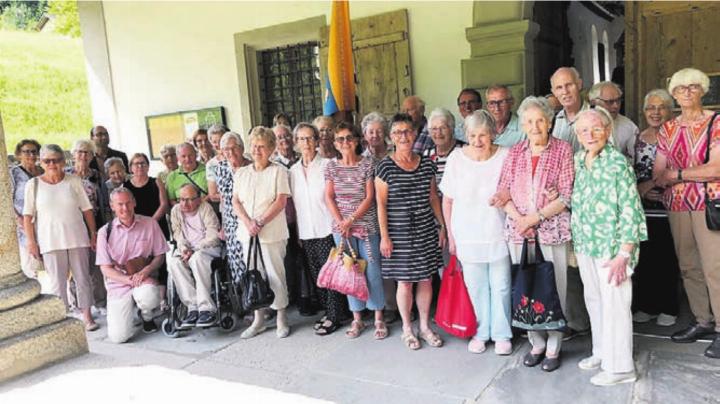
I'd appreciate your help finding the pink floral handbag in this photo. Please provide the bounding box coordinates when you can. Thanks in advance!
[317,238,369,301]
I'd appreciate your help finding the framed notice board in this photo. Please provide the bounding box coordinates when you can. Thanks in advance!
[145,106,226,160]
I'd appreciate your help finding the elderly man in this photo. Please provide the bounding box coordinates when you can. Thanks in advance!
[485,85,526,147]
[551,67,591,153]
[167,184,222,327]
[89,125,129,179]
[588,81,639,160]
[165,142,208,204]
[402,95,431,154]
[454,88,483,141]
[96,188,168,343]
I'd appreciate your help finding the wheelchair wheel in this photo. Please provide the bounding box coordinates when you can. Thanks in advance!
[219,313,236,332]
[161,318,180,338]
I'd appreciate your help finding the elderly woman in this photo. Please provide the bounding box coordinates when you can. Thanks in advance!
[496,97,574,370]
[66,139,109,311]
[654,68,720,359]
[289,123,348,335]
[441,110,511,355]
[632,89,680,327]
[104,157,127,194]
[215,131,251,280]
[325,122,386,339]
[272,124,300,168]
[376,113,446,350]
[313,115,340,159]
[192,129,215,164]
[424,108,466,193]
[233,126,292,338]
[157,144,178,185]
[23,144,98,330]
[206,124,229,205]
[10,139,44,278]
[572,107,647,386]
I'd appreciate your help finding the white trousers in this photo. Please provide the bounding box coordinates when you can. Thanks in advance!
[509,242,568,355]
[576,253,634,373]
[167,247,222,312]
[42,247,93,310]
[241,239,288,310]
[106,284,161,343]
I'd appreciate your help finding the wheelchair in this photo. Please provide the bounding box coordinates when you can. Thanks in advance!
[161,253,245,338]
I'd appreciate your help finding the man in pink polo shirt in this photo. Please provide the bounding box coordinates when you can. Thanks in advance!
[96,187,169,343]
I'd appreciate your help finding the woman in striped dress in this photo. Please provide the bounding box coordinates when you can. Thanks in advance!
[375,113,446,350]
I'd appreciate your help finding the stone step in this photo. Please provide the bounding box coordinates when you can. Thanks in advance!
[0,318,88,382]
[0,294,67,340]
[0,274,40,311]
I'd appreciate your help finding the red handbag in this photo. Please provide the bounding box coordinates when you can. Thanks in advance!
[435,256,477,339]
[316,238,369,301]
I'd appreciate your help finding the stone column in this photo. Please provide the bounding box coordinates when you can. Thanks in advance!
[461,1,539,102]
[0,113,88,382]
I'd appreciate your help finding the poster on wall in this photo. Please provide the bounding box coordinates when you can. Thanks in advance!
[145,106,226,160]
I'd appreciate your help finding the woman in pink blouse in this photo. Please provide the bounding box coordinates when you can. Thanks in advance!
[496,96,574,372]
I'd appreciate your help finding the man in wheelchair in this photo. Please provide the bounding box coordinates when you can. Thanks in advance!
[96,187,169,343]
[167,184,223,328]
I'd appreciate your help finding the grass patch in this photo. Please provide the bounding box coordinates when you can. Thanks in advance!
[0,29,92,152]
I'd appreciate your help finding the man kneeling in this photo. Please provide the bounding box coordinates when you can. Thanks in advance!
[168,184,222,327]
[96,188,169,343]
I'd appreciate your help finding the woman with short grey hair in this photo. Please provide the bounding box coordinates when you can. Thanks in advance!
[104,157,127,194]
[424,108,464,195]
[361,112,391,164]
[158,144,178,185]
[206,124,230,205]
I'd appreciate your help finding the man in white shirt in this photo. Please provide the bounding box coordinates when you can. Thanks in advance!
[588,81,639,160]
[550,67,590,153]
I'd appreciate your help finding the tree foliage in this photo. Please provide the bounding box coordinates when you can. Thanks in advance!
[0,0,48,30]
[47,0,79,37]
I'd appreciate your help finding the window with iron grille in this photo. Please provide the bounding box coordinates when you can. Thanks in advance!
[257,42,323,127]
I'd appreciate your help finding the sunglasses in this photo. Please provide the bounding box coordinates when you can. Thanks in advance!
[42,158,64,165]
[334,135,356,143]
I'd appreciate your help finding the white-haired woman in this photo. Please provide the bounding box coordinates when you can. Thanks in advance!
[496,96,574,371]
[441,110,511,355]
[632,89,680,327]
[10,139,44,278]
[653,68,720,359]
[361,112,391,163]
[24,144,98,330]
[313,115,340,159]
[104,157,127,194]
[233,127,291,338]
[424,108,466,195]
[572,107,647,386]
[158,144,178,185]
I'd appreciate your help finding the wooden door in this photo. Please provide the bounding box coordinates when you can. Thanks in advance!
[320,9,412,118]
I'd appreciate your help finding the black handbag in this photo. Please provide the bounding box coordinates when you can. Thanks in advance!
[704,112,720,230]
[510,238,566,331]
[239,235,275,311]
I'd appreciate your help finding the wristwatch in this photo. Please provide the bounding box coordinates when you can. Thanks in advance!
[677,169,683,181]
[537,211,546,222]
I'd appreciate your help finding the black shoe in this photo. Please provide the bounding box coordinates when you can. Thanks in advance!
[705,336,720,358]
[143,319,158,334]
[523,351,544,367]
[541,356,561,372]
[671,323,716,343]
[196,311,217,327]
[562,328,589,341]
[181,310,199,327]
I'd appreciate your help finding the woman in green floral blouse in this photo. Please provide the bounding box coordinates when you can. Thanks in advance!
[571,107,648,387]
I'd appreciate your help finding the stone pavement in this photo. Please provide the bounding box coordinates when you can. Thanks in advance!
[1,308,718,404]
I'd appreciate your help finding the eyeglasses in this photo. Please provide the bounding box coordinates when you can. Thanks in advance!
[391,129,414,137]
[334,135,356,143]
[487,99,512,109]
[644,105,669,112]
[674,84,703,94]
[178,196,200,203]
[20,149,38,155]
[429,125,450,133]
[41,158,63,165]
[296,136,315,143]
[318,128,333,133]
[576,127,607,137]
[75,150,91,155]
[596,97,622,106]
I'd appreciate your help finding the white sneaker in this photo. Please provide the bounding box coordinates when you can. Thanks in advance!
[656,313,677,327]
[468,338,486,354]
[632,311,656,323]
[590,370,637,386]
[578,356,602,370]
[276,325,290,338]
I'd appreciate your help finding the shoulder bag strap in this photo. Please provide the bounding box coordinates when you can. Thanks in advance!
[180,172,208,195]
[704,112,719,194]
[253,235,266,270]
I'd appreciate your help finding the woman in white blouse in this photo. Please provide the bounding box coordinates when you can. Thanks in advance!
[289,123,349,335]
[441,110,511,355]
[232,126,292,339]
[23,144,99,331]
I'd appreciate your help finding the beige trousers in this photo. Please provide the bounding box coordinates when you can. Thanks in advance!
[107,284,161,343]
[668,210,720,330]
[167,247,222,312]
[241,239,289,310]
[509,242,568,355]
[577,253,634,374]
[42,247,93,310]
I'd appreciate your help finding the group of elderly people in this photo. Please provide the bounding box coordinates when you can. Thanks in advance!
[9,66,720,387]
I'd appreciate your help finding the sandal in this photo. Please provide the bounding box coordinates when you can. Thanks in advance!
[85,322,99,332]
[401,330,421,350]
[313,315,328,331]
[345,320,366,339]
[419,329,443,348]
[315,320,341,336]
[373,321,388,340]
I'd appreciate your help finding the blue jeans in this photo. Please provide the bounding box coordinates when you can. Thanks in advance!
[462,257,512,341]
[332,233,385,312]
